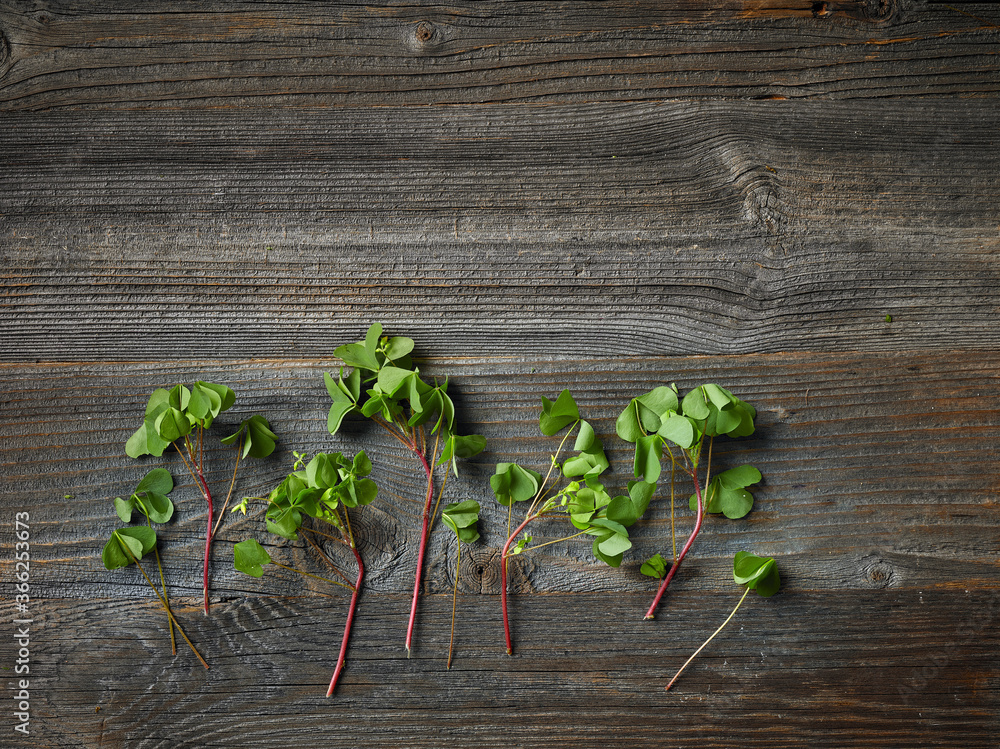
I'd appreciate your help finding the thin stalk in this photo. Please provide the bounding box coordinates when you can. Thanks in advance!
[447,541,461,669]
[644,466,705,620]
[271,561,355,592]
[328,515,364,696]
[665,586,751,691]
[119,541,209,669]
[500,512,537,655]
[520,529,589,553]
[211,437,243,539]
[193,463,215,615]
[404,439,436,656]
[301,531,353,585]
[146,515,176,654]
[299,524,352,546]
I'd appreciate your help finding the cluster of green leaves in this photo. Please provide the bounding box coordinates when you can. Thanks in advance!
[127,381,276,461]
[616,384,761,618]
[231,450,378,695]
[234,450,378,543]
[493,390,652,569]
[325,323,486,469]
[665,552,781,691]
[324,322,486,655]
[124,380,277,613]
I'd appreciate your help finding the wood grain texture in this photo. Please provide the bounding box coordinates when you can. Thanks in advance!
[1,590,998,748]
[3,99,999,359]
[0,0,998,110]
[2,0,999,745]
[2,352,998,602]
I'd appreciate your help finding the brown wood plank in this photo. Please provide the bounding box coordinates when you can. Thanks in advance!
[3,590,998,747]
[3,100,999,360]
[1,1,998,110]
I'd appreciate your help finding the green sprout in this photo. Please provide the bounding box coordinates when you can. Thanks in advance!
[665,552,780,691]
[617,384,760,619]
[493,390,654,655]
[126,381,277,613]
[102,516,208,669]
[233,450,378,696]
[324,322,486,655]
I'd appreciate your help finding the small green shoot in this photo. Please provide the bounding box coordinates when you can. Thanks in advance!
[616,384,760,620]
[126,382,277,613]
[493,390,654,654]
[102,524,208,669]
[233,450,378,696]
[665,552,780,691]
[113,468,177,651]
[441,500,481,668]
[325,322,486,655]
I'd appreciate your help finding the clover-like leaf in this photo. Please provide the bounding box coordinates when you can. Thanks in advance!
[221,414,278,459]
[442,500,481,544]
[733,551,780,597]
[135,467,174,496]
[633,433,663,483]
[335,322,382,372]
[491,462,542,506]
[692,464,761,519]
[640,553,669,579]
[234,538,272,578]
[539,389,580,436]
[102,527,157,570]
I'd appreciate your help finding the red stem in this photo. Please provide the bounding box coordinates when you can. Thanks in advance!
[644,469,704,620]
[195,466,214,615]
[500,513,536,656]
[327,542,364,696]
[404,448,435,654]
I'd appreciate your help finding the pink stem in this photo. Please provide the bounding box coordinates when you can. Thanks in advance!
[644,469,704,620]
[404,448,435,654]
[327,543,364,696]
[195,468,214,615]
[500,514,535,655]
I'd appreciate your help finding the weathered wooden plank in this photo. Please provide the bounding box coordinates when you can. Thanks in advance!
[0,1,997,110]
[2,352,998,610]
[3,99,999,359]
[3,590,998,748]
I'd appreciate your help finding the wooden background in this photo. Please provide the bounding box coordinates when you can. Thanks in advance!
[2,0,999,746]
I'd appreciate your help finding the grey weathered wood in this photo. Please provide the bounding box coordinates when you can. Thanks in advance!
[2,351,998,603]
[1,1,998,109]
[2,0,999,746]
[3,99,999,360]
[4,590,999,748]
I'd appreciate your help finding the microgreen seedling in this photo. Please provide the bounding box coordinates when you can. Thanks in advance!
[441,500,481,668]
[232,450,378,695]
[494,390,654,654]
[325,323,486,655]
[619,384,760,619]
[665,551,779,691]
[113,467,178,650]
[126,382,277,613]
[102,509,208,669]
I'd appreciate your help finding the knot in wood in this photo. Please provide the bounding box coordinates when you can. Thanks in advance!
[415,21,435,44]
[861,556,897,589]
[812,2,832,18]
[462,546,503,594]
